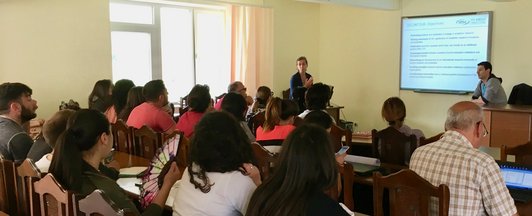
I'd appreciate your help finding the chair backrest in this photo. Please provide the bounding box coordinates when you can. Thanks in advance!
[342,162,355,211]
[372,127,417,166]
[248,111,265,136]
[330,124,352,152]
[501,142,532,165]
[33,173,77,216]
[508,83,532,105]
[78,189,134,216]
[251,142,277,181]
[282,88,290,100]
[132,126,164,159]
[16,159,42,216]
[172,132,188,179]
[419,132,444,147]
[111,119,133,154]
[0,156,18,215]
[373,169,450,216]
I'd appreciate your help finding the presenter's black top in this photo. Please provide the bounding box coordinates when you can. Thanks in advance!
[290,72,312,112]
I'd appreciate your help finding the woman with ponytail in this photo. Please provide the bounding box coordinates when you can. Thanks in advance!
[49,109,180,215]
[255,97,299,141]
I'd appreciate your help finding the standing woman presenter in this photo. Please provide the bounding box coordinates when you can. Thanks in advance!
[290,56,313,112]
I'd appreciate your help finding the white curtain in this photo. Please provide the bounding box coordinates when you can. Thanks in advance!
[231,5,273,96]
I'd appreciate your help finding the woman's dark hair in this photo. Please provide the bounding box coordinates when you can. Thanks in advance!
[381,97,406,126]
[112,79,135,115]
[255,86,272,108]
[88,79,113,112]
[263,98,299,132]
[246,124,338,216]
[305,83,330,110]
[187,84,211,113]
[304,110,333,130]
[187,111,254,193]
[118,86,145,121]
[49,109,110,191]
[221,92,247,121]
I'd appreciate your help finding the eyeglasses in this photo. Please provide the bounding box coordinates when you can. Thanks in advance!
[477,121,489,137]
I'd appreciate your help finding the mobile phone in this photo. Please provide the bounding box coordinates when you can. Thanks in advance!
[336,146,350,155]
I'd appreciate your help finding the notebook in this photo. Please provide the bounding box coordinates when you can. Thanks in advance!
[497,161,532,202]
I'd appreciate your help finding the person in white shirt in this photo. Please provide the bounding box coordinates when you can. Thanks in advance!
[172,112,261,216]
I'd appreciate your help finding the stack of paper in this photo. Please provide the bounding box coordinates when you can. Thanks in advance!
[119,166,148,178]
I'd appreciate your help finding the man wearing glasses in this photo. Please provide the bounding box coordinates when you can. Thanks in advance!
[0,82,38,164]
[214,81,252,110]
[410,101,517,216]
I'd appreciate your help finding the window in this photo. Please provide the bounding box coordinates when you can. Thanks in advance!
[109,1,230,102]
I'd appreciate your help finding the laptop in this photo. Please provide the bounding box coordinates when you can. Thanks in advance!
[497,161,532,202]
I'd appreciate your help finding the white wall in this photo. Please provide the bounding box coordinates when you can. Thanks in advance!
[0,0,112,118]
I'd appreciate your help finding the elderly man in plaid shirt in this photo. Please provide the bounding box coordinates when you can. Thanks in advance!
[410,101,518,216]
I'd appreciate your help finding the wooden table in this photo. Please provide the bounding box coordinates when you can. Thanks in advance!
[114,151,150,168]
[114,152,174,210]
[345,133,372,157]
[481,104,532,147]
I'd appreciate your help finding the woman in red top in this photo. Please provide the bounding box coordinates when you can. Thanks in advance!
[256,97,298,141]
[176,84,212,138]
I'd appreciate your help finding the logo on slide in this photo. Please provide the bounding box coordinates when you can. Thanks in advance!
[456,19,470,25]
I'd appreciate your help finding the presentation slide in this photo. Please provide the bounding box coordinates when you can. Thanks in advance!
[400,12,492,93]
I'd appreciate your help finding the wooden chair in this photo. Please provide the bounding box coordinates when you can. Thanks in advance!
[111,119,133,154]
[251,142,278,181]
[501,141,532,165]
[248,111,265,136]
[0,156,18,215]
[372,127,417,166]
[373,169,450,216]
[419,132,444,147]
[78,189,134,216]
[33,173,77,216]
[16,159,42,216]
[175,135,189,179]
[282,88,290,100]
[341,162,355,211]
[132,126,164,160]
[330,124,352,152]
